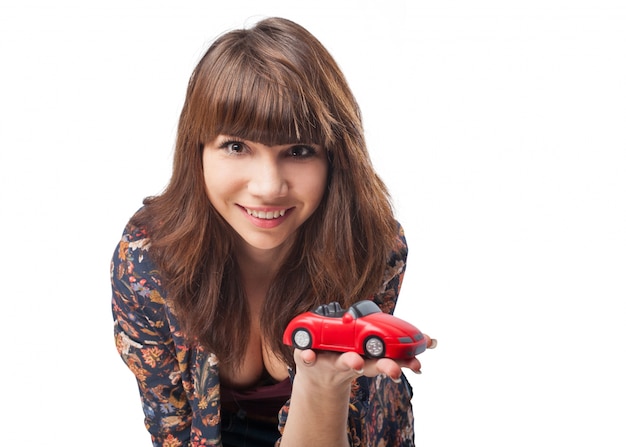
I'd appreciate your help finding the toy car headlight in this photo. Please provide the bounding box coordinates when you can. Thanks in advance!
[398,336,413,343]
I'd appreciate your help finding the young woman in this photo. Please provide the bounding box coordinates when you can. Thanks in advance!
[111,17,434,447]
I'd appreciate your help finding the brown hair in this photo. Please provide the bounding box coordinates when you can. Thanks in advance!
[133,17,399,369]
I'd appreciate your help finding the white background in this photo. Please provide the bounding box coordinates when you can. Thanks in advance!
[1,1,625,445]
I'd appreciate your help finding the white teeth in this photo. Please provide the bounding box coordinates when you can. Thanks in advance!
[246,208,286,219]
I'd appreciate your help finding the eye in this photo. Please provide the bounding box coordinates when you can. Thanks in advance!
[219,140,247,154]
[287,144,317,158]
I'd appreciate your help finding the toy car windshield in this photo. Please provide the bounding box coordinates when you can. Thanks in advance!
[313,300,381,319]
[350,300,382,317]
[313,302,346,317]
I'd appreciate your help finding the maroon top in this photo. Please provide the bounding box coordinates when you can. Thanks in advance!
[220,375,293,423]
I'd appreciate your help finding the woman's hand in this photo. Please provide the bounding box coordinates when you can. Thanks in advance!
[280,334,436,447]
[294,333,436,386]
[291,332,437,404]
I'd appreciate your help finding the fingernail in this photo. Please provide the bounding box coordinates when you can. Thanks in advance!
[392,376,402,384]
[353,368,364,375]
[428,338,438,349]
[415,369,422,375]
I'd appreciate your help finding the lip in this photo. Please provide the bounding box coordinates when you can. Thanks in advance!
[238,205,293,229]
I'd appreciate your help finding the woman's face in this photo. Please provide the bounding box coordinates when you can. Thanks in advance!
[202,135,329,253]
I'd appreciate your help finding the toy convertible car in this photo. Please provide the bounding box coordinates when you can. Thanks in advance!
[283,300,427,360]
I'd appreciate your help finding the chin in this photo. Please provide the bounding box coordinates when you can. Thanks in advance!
[240,233,294,252]
[246,240,288,251]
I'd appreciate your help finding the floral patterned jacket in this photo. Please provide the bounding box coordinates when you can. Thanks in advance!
[111,217,414,446]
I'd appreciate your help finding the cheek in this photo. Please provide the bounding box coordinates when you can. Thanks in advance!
[300,164,329,205]
[202,157,235,203]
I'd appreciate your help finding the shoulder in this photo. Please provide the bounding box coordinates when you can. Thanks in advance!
[118,210,153,256]
[111,212,165,309]
[373,221,409,314]
[390,220,408,264]
[113,208,156,269]
[385,220,408,282]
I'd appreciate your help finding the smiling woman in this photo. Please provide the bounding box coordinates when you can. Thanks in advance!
[110,16,433,447]
[202,137,328,251]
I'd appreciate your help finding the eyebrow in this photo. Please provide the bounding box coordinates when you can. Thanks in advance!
[216,135,320,147]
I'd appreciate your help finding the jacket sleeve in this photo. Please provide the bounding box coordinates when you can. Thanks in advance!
[111,225,193,446]
[372,221,409,316]
[349,221,415,446]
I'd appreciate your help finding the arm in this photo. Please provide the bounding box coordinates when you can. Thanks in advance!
[279,222,423,446]
[280,351,421,447]
[279,350,361,447]
[111,227,192,445]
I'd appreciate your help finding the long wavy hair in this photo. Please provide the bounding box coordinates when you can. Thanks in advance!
[133,17,399,370]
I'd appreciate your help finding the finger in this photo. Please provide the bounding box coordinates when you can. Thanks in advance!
[370,357,403,381]
[397,357,422,374]
[296,349,317,367]
[424,334,438,349]
[336,351,365,374]
[362,357,422,382]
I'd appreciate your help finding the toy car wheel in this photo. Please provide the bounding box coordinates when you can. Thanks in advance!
[292,328,312,349]
[364,336,385,358]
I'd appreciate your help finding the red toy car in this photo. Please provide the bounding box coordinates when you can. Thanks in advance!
[283,300,427,360]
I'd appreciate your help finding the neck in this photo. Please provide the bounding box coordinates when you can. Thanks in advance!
[234,242,291,301]
[235,235,294,278]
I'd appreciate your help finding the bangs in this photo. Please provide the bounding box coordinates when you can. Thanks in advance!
[194,46,337,148]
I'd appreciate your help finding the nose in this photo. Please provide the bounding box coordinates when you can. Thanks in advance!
[247,156,288,198]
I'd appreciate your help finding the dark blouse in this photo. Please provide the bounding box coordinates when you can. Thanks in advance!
[111,213,415,446]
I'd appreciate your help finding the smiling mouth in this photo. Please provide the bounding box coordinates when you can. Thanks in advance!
[245,208,287,220]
